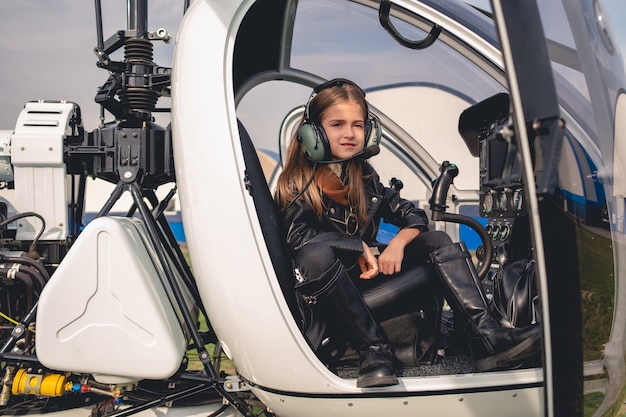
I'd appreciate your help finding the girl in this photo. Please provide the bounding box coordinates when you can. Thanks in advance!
[275,79,540,388]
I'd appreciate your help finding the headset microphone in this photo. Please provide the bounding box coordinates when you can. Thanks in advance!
[314,145,380,165]
[284,145,380,211]
[360,144,381,159]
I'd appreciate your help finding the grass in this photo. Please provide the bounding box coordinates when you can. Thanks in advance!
[575,222,620,417]
[184,310,236,375]
[576,224,614,362]
[179,245,236,375]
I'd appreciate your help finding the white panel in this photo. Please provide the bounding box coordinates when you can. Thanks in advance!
[11,102,74,240]
[36,217,187,382]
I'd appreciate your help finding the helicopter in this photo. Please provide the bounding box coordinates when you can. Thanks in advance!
[0,0,623,416]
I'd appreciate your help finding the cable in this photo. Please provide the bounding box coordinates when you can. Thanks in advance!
[0,265,45,293]
[0,212,46,254]
[284,145,381,211]
[283,164,317,212]
[0,312,34,334]
[3,257,49,283]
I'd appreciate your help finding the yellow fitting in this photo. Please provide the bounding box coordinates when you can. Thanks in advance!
[12,369,68,397]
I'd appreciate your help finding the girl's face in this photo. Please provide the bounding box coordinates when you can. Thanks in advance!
[320,100,365,160]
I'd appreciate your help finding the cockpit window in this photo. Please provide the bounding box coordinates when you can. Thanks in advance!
[289,0,504,190]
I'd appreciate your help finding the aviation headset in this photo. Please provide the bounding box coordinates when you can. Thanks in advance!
[298,78,382,162]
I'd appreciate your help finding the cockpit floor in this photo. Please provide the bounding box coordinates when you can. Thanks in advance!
[335,353,474,379]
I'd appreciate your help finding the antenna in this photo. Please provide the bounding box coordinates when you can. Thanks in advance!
[94,0,104,53]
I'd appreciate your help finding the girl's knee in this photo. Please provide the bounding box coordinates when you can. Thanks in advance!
[426,230,454,248]
[295,242,337,278]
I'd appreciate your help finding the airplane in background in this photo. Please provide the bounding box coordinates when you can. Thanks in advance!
[0,0,623,416]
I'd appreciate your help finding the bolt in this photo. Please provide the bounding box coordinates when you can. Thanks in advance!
[532,120,541,131]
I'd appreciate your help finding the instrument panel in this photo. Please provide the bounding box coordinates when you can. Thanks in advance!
[480,186,525,218]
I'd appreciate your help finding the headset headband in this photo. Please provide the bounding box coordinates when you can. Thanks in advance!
[304,78,368,121]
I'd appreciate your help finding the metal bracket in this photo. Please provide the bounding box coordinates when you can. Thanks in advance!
[223,376,250,393]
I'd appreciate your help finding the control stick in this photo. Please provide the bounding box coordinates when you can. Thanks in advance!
[429,161,494,280]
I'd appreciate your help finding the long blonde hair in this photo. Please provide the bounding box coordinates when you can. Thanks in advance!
[275,81,370,224]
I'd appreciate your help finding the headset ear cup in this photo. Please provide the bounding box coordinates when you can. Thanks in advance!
[298,122,330,161]
[364,113,382,149]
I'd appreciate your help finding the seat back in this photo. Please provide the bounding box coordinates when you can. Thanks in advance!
[237,121,301,322]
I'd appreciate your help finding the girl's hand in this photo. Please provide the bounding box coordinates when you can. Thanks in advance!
[378,239,405,275]
[358,241,379,279]
[378,228,420,275]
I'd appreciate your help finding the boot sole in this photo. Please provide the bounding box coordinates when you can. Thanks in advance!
[356,375,399,388]
[473,332,541,372]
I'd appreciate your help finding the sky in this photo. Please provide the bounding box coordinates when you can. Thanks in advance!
[0,0,182,130]
[0,0,625,131]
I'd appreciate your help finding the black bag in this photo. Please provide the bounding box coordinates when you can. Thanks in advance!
[492,258,538,328]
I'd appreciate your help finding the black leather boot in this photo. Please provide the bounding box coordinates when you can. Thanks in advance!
[430,242,541,371]
[318,261,398,388]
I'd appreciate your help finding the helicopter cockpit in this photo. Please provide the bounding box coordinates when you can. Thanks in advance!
[232,0,542,379]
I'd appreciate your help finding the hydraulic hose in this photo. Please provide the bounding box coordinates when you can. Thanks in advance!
[2,257,49,283]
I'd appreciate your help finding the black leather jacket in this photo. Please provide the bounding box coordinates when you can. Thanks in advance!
[282,163,429,258]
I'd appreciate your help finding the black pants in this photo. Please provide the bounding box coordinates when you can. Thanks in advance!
[294,230,452,288]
